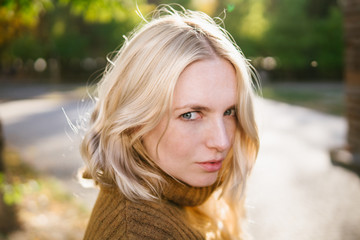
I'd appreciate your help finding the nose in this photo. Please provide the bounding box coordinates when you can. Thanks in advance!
[206,119,231,152]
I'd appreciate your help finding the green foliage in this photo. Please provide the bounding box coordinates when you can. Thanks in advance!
[1,0,153,82]
[217,0,343,79]
[227,4,235,12]
[10,34,45,59]
[313,7,343,76]
[0,173,24,205]
[0,0,53,46]
[58,0,146,23]
[216,0,269,57]
[265,0,310,69]
[0,0,344,81]
[261,0,343,78]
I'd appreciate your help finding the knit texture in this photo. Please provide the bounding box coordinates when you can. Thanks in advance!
[83,173,221,240]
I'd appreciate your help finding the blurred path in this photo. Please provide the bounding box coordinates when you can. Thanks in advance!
[247,98,360,240]
[0,86,359,239]
[0,85,99,208]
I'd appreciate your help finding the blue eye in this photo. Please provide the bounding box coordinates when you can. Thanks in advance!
[181,112,199,120]
[224,109,236,116]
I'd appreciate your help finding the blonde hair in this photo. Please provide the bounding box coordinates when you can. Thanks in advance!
[81,5,259,239]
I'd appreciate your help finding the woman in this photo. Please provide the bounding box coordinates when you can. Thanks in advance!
[81,5,259,240]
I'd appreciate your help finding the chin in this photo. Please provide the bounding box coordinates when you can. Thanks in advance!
[188,174,218,187]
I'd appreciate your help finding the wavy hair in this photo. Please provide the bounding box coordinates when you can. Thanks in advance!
[81,5,259,239]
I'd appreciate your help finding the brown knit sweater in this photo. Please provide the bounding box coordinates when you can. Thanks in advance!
[83,173,220,240]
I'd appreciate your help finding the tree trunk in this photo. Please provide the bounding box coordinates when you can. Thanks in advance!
[0,120,19,235]
[331,0,360,169]
[345,0,360,156]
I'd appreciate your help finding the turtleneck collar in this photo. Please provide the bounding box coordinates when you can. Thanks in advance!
[98,166,223,207]
[160,171,222,207]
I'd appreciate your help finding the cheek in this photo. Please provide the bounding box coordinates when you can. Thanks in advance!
[158,130,193,159]
[156,120,205,162]
[227,120,237,144]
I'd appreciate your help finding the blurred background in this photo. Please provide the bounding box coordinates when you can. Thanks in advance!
[0,0,344,84]
[0,0,359,239]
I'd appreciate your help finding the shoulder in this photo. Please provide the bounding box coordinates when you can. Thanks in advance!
[83,186,204,240]
[83,186,126,239]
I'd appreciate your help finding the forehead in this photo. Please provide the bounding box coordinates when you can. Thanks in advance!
[172,57,237,109]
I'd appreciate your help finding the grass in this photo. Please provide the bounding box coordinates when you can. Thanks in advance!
[260,82,345,116]
[1,148,89,240]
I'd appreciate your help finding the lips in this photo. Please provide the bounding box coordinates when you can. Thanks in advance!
[197,159,223,172]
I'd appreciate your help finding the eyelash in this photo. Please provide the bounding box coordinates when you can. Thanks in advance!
[180,108,236,121]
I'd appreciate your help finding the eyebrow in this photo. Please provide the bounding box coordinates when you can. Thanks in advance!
[174,104,210,112]
[174,104,236,112]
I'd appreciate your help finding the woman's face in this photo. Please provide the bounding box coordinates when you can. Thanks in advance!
[143,57,237,187]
